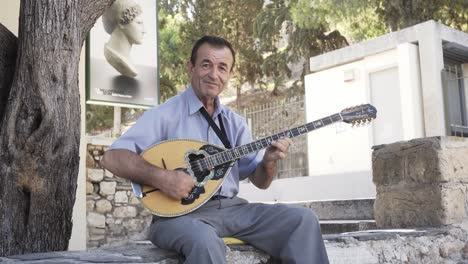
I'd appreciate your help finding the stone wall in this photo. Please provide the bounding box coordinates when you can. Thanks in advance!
[86,144,152,248]
[372,136,468,228]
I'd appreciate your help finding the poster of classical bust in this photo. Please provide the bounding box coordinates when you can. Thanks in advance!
[87,0,158,107]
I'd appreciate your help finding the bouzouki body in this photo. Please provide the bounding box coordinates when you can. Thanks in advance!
[131,104,378,217]
[133,139,233,217]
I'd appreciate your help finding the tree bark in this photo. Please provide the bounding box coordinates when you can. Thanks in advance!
[0,0,113,256]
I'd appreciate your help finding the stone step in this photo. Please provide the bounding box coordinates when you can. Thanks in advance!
[320,220,376,234]
[294,198,375,220]
[2,228,460,264]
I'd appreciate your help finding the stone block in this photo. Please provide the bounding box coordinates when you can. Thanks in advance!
[114,206,138,218]
[86,181,94,194]
[375,183,467,228]
[123,219,146,232]
[96,199,112,214]
[373,137,468,185]
[374,184,443,228]
[86,200,95,212]
[88,168,104,182]
[373,137,441,185]
[438,137,468,183]
[440,185,466,225]
[373,137,468,228]
[100,181,117,196]
[89,227,106,235]
[299,199,374,220]
[88,212,106,228]
[115,191,129,203]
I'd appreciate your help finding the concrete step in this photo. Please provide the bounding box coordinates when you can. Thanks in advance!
[295,198,375,220]
[2,228,457,264]
[320,220,376,234]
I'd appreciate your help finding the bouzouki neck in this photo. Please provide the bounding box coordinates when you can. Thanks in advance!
[200,113,343,170]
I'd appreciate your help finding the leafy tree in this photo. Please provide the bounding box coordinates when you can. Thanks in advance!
[290,0,467,43]
[158,10,188,101]
[178,0,264,105]
[0,0,114,256]
[254,0,349,95]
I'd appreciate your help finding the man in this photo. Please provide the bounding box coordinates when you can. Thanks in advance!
[101,36,329,263]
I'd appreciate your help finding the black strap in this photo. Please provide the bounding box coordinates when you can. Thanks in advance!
[199,107,232,149]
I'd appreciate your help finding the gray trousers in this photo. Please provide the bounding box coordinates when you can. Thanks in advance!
[149,197,329,264]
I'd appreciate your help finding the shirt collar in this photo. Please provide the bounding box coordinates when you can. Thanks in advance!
[186,86,225,117]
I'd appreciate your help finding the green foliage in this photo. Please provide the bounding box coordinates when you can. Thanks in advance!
[158,10,188,102]
[86,104,114,134]
[85,105,144,135]
[289,0,467,43]
[254,0,349,90]
[375,0,468,32]
[179,0,264,99]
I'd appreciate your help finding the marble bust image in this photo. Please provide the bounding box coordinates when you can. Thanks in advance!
[102,0,145,78]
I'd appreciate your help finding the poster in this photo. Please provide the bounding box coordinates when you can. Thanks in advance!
[86,0,158,108]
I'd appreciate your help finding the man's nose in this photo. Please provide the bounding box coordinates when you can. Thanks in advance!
[207,68,218,79]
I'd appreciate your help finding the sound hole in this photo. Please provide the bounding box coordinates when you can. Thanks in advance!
[187,153,210,182]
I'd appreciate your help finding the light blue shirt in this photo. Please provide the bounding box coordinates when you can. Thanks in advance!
[108,86,264,198]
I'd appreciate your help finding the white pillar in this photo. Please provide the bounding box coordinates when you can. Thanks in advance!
[113,106,121,137]
[463,64,468,117]
[69,45,88,250]
[417,21,448,136]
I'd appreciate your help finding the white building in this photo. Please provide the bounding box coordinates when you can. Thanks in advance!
[240,20,468,202]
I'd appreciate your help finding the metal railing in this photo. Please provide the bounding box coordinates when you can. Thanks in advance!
[240,96,308,179]
[443,65,468,138]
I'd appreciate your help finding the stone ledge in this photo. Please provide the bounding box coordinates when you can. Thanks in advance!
[0,242,274,263]
[296,199,374,221]
[2,227,467,263]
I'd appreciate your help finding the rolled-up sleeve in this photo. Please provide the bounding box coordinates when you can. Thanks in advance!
[108,109,164,155]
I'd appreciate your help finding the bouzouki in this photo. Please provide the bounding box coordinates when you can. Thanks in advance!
[131,104,377,217]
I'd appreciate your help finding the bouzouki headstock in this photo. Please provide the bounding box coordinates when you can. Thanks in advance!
[341,104,377,126]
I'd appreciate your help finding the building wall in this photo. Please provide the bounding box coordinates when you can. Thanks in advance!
[303,43,424,199]
[86,144,151,248]
[1,1,20,35]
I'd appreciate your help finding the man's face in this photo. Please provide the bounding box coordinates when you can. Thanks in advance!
[188,43,234,101]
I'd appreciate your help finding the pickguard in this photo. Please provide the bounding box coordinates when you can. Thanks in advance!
[181,144,233,205]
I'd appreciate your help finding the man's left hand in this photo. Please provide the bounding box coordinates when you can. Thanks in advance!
[263,137,293,165]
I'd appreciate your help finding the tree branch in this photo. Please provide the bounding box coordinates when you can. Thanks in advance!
[0,23,17,127]
[79,0,115,44]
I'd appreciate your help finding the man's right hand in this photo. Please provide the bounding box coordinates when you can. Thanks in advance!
[101,149,197,201]
[160,170,197,200]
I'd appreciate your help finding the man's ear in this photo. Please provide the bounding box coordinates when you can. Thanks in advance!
[186,60,194,75]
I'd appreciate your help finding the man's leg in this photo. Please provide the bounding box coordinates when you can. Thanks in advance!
[223,202,329,264]
[149,216,227,264]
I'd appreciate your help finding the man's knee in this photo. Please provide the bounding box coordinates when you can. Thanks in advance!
[182,229,226,258]
[290,206,321,229]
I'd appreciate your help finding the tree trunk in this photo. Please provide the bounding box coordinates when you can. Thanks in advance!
[0,0,113,257]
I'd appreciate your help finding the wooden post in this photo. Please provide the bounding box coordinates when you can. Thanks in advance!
[113,106,121,137]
